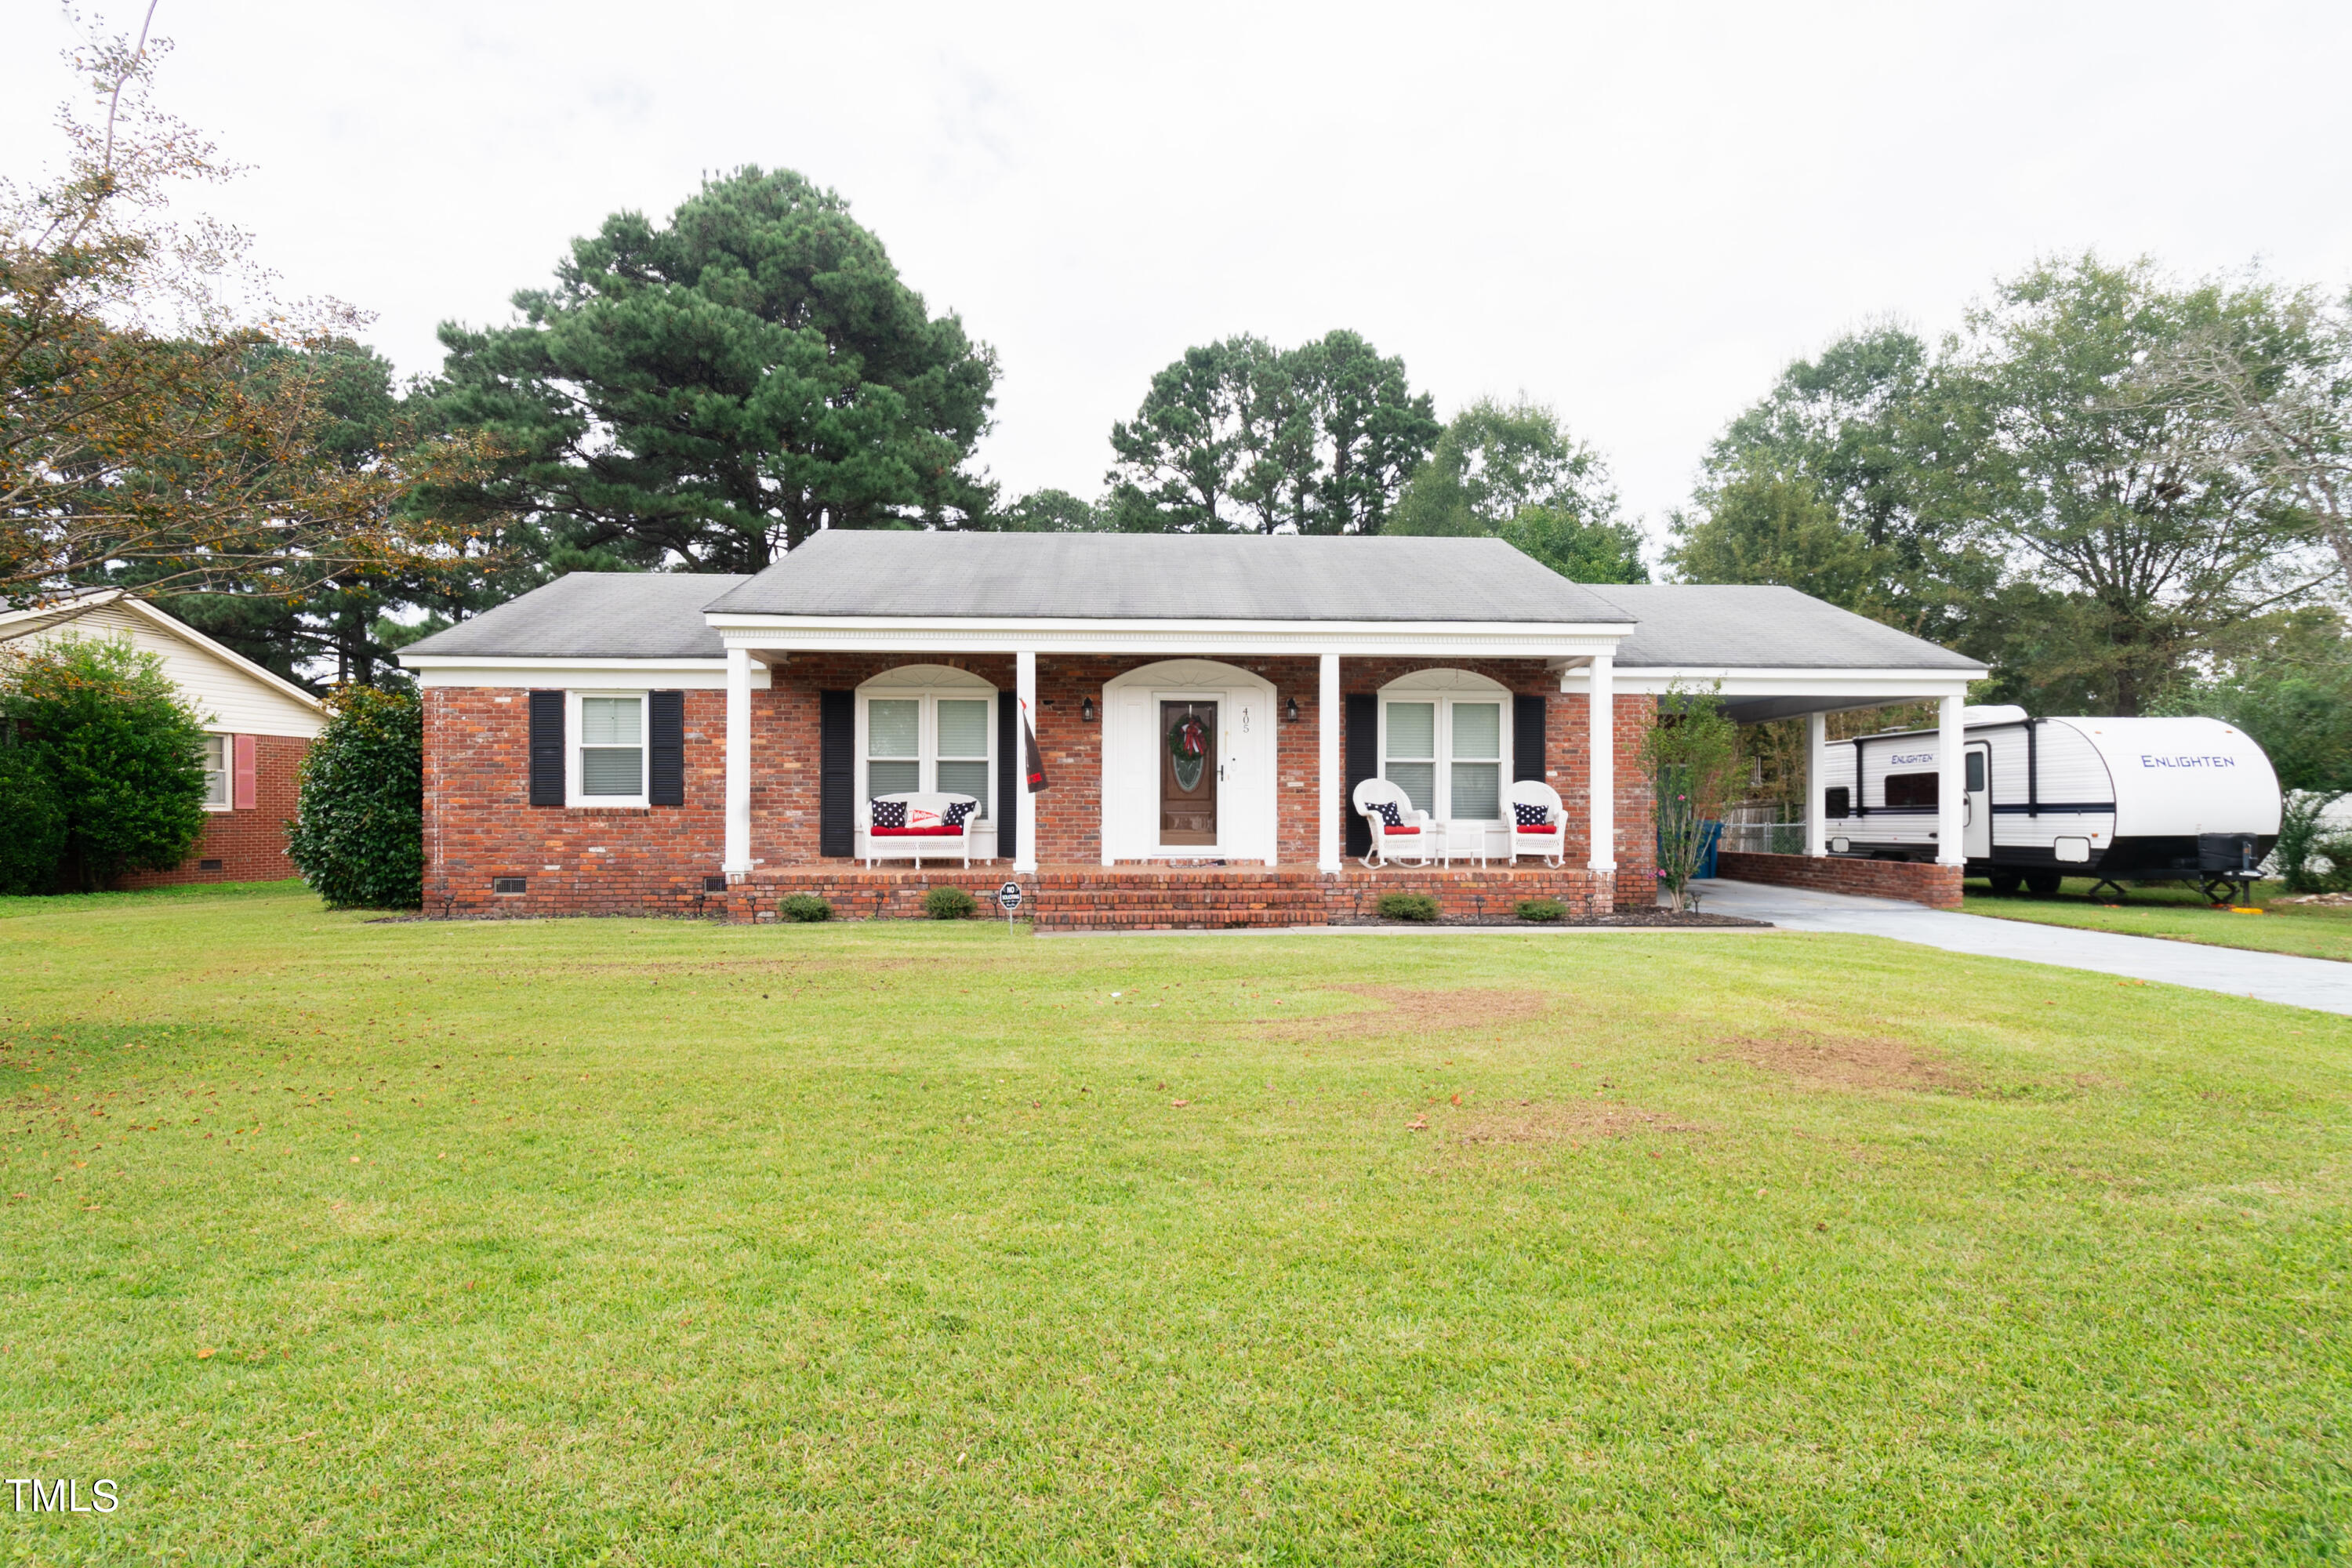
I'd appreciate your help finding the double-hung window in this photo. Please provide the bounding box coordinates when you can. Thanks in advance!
[574,693,648,804]
[861,691,993,820]
[201,734,230,810]
[1381,692,1506,822]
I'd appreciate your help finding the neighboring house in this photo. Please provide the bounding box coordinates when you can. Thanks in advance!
[397,533,1987,926]
[0,591,325,887]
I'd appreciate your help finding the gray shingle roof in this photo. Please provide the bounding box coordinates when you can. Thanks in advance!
[396,549,1982,677]
[1584,584,1984,671]
[703,532,1636,622]
[401,572,747,659]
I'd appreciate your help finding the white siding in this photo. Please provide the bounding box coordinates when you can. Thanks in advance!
[9,604,323,737]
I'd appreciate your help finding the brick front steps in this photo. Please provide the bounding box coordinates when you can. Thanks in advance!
[728,864,1624,930]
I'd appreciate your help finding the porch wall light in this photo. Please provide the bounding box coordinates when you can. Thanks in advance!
[1080,697,1097,723]
[1284,696,1301,723]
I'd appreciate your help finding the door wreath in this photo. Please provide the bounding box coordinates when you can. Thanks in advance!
[1167,711,1210,792]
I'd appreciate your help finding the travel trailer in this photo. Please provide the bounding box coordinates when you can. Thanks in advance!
[1817,706,2281,901]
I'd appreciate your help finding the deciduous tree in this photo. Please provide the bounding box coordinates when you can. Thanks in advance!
[1385,398,1646,582]
[2,28,490,615]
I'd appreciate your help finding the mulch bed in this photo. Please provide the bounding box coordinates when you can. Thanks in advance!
[1331,909,1768,929]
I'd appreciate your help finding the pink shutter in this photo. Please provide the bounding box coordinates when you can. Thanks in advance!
[233,734,258,810]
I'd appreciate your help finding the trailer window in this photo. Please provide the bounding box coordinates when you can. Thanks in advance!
[1824,786,1850,818]
[1965,753,1986,792]
[1884,771,1938,808]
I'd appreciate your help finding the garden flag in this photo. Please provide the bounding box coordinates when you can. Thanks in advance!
[1022,699,1048,793]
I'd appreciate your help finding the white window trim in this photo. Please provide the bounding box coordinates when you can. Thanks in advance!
[568,690,649,808]
[1377,673,1512,826]
[201,732,232,812]
[854,687,998,822]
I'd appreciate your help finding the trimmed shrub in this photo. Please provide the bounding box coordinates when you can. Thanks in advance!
[924,884,978,920]
[287,686,423,909]
[1377,891,1439,922]
[1,635,207,890]
[1515,897,1566,922]
[779,892,833,923]
[0,731,66,895]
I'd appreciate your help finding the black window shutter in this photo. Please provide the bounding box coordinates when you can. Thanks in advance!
[648,690,684,807]
[528,690,564,807]
[996,693,1017,851]
[1344,691,1377,859]
[1513,693,1547,782]
[819,690,855,858]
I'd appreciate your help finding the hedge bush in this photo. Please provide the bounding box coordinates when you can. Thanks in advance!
[1377,891,1439,922]
[0,733,66,895]
[924,885,977,920]
[779,892,833,923]
[287,686,423,909]
[1,636,207,891]
[1515,897,1566,922]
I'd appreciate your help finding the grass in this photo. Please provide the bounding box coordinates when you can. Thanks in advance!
[4,882,2349,1564]
[1964,876,2352,963]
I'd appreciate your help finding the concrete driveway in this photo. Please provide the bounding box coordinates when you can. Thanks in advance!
[1697,877,2352,1017]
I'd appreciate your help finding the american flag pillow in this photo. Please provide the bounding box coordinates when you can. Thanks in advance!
[871,798,907,829]
[1512,800,1552,828]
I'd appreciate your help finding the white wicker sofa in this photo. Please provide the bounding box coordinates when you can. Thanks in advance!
[861,791,982,868]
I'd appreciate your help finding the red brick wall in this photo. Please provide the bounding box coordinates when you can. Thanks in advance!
[118,734,308,888]
[1715,849,1962,909]
[423,687,733,918]
[422,656,1662,917]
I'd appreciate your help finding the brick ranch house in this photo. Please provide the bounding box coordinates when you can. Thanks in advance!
[0,590,326,887]
[397,534,1986,928]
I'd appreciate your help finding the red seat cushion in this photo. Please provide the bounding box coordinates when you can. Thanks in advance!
[870,826,963,837]
[1517,823,1558,833]
[1383,825,1420,835]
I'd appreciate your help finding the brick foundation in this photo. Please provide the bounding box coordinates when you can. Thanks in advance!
[724,863,1613,931]
[118,734,309,887]
[1715,850,1962,909]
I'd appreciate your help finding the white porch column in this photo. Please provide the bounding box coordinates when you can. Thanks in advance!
[723,644,753,878]
[1936,691,1965,866]
[1316,652,1341,873]
[1015,648,1039,873]
[1587,653,1616,872]
[1805,711,1828,858]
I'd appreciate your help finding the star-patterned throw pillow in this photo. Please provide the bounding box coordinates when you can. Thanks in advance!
[872,798,908,829]
[941,800,975,828]
[1373,800,1405,829]
[1512,800,1552,828]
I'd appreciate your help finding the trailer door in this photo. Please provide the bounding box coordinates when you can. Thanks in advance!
[1964,742,1991,858]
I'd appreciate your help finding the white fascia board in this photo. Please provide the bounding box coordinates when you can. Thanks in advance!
[399,655,768,691]
[1568,665,1983,696]
[704,614,1632,659]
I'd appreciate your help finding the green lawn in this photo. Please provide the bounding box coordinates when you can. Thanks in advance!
[5,884,2348,1563]
[1964,877,2352,963]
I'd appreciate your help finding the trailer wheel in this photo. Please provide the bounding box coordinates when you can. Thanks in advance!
[2024,870,2063,897]
[1987,870,2022,895]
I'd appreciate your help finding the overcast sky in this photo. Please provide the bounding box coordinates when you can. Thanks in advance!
[8,1,2350,551]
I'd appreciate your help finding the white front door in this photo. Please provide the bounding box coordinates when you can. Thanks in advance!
[1100,661,1277,864]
